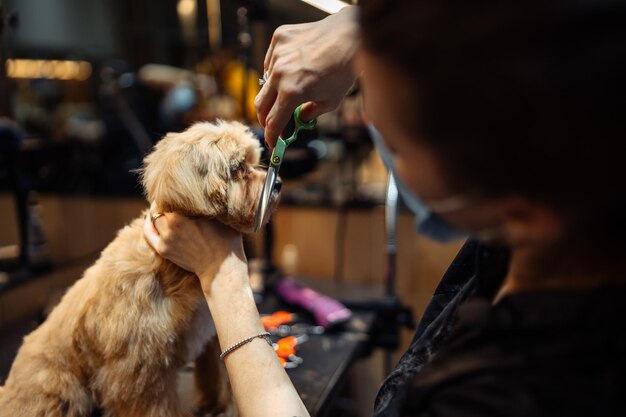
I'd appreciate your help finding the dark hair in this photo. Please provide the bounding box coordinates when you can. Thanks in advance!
[361,0,626,252]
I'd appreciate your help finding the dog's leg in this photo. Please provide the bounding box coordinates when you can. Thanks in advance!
[0,387,87,417]
[193,337,233,416]
[104,398,192,417]
[103,390,193,417]
[98,364,193,417]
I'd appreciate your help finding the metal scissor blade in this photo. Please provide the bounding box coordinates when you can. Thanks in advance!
[254,166,278,232]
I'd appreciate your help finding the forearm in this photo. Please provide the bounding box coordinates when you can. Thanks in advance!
[202,254,309,417]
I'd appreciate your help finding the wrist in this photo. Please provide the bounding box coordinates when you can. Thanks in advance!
[339,4,358,19]
[199,250,249,297]
[335,6,360,72]
[338,5,359,36]
[196,234,245,282]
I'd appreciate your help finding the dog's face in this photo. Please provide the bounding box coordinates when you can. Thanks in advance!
[142,121,275,233]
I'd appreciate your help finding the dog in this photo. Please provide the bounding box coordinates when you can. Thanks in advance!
[0,120,274,417]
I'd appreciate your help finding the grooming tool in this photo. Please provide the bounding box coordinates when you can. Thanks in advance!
[274,335,309,359]
[279,356,303,369]
[254,104,317,231]
[262,311,298,330]
[276,278,352,329]
[274,335,307,369]
[271,323,325,337]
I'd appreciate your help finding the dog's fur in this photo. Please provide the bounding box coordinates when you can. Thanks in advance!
[0,121,269,417]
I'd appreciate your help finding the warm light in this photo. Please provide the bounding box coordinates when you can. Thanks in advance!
[77,61,92,81]
[206,0,222,50]
[300,0,349,14]
[177,0,196,18]
[5,59,92,81]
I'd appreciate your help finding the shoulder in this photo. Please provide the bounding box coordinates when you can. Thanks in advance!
[404,372,533,417]
[404,364,626,417]
[401,289,626,417]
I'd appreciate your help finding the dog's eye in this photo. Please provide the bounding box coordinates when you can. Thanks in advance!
[232,165,253,178]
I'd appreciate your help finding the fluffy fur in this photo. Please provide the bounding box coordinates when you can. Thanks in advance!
[0,121,269,417]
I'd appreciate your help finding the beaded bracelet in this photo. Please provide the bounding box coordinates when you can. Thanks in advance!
[219,332,273,361]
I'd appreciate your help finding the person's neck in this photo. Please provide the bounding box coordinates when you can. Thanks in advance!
[494,244,626,303]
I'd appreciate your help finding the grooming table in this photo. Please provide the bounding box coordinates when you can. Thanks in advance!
[260,281,377,417]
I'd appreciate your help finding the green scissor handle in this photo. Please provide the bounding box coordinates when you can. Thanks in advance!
[269,104,317,168]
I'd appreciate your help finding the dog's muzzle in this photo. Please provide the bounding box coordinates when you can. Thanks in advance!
[254,175,282,232]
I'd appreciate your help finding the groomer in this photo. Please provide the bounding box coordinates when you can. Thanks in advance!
[145,1,626,416]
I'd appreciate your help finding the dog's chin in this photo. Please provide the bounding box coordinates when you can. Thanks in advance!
[230,190,280,234]
[248,195,280,233]
[249,174,281,232]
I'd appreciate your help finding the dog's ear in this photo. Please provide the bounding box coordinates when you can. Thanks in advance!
[141,121,260,217]
[212,121,261,174]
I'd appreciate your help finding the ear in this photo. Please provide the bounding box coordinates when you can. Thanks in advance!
[213,120,261,172]
[500,196,565,247]
[142,131,177,208]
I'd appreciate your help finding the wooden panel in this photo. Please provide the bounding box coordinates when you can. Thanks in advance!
[0,195,19,247]
[0,193,146,264]
[0,258,94,326]
[40,196,147,262]
[272,207,340,280]
[341,208,386,284]
[271,206,464,315]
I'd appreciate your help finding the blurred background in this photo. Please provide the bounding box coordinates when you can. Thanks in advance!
[0,1,464,415]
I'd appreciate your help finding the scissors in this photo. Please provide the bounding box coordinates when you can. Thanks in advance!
[254,104,317,231]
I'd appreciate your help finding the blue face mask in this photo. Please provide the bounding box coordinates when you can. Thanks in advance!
[368,124,466,243]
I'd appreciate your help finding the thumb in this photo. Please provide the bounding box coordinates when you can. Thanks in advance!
[143,211,162,252]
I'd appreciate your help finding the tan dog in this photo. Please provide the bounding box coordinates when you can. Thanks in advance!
[0,121,271,417]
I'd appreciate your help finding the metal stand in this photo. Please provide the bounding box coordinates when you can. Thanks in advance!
[383,174,399,374]
[385,174,399,297]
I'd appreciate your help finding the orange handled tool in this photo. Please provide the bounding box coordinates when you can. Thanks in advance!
[273,335,309,359]
[262,311,296,329]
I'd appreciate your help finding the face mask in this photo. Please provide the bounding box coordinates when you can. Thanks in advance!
[368,124,467,243]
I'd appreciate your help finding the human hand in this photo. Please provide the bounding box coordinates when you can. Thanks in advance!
[143,202,245,287]
[255,6,360,148]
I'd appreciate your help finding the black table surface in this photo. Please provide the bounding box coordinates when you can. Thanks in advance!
[256,281,378,417]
